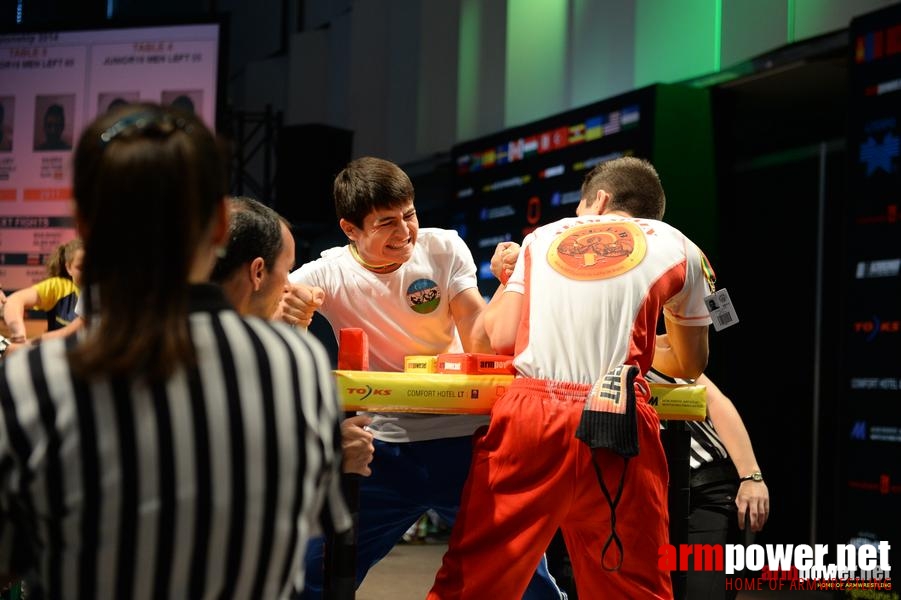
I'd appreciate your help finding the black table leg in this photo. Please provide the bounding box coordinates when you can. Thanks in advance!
[324,474,361,600]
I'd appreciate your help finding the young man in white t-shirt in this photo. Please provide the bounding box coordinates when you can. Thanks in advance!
[283,156,566,599]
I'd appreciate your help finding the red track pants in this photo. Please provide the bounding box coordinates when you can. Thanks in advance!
[428,377,673,600]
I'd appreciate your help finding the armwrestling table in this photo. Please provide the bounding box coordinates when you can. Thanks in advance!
[321,370,704,600]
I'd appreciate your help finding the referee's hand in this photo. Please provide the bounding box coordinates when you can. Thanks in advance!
[736,480,769,532]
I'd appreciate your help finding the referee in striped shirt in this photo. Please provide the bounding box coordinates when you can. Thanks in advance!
[0,103,349,599]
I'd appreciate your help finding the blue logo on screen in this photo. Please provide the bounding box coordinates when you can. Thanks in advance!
[860,133,899,176]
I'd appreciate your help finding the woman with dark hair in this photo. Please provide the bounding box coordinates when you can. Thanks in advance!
[0,103,349,599]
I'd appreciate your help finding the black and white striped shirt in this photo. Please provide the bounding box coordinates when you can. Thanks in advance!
[0,285,349,599]
[646,368,729,469]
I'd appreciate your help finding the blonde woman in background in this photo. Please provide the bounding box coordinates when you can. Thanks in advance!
[2,238,83,343]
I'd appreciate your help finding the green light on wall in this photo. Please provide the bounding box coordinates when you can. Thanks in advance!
[714,0,722,72]
[635,0,720,87]
[457,0,481,142]
[505,0,567,127]
[787,0,796,42]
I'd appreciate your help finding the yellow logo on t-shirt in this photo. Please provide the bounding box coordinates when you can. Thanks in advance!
[547,221,646,280]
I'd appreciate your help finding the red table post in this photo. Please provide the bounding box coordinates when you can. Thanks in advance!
[324,328,369,600]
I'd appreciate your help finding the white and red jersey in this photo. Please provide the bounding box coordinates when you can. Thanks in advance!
[289,228,488,443]
[506,214,713,384]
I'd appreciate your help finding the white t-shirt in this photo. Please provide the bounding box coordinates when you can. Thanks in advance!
[506,215,713,383]
[290,228,489,442]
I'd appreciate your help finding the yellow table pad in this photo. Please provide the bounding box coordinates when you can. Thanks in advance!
[335,370,706,421]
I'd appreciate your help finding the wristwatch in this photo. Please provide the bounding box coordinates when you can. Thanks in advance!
[740,471,764,483]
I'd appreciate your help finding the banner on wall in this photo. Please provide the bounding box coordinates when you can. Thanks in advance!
[841,6,901,598]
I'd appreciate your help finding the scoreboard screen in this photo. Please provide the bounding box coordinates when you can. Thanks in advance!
[839,3,901,584]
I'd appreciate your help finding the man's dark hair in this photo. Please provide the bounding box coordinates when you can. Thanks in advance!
[333,156,414,228]
[210,196,285,283]
[170,94,196,115]
[580,156,666,220]
[46,103,64,118]
[106,98,128,113]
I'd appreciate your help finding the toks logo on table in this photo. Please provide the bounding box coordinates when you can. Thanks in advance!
[343,385,392,401]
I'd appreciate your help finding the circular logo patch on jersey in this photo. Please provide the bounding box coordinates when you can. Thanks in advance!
[407,278,441,314]
[547,221,646,280]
